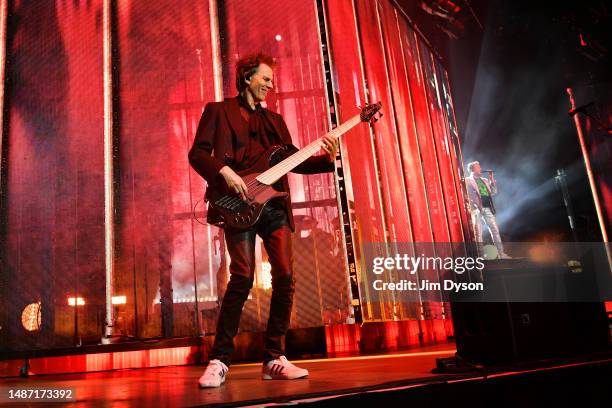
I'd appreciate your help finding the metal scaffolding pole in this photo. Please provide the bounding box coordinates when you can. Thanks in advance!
[102,0,117,343]
[566,87,612,275]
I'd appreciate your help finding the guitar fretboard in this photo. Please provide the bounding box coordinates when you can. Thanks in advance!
[256,115,363,185]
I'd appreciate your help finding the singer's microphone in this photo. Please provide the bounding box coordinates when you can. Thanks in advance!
[485,169,494,173]
[568,102,594,116]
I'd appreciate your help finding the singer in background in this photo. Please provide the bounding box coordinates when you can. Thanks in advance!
[465,161,511,259]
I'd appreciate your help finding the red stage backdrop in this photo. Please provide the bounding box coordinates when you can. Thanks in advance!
[325,0,469,329]
[0,0,469,353]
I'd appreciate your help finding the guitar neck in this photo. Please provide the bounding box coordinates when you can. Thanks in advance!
[256,115,362,185]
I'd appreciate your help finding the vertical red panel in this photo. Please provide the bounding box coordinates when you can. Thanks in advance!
[402,30,451,244]
[375,1,432,320]
[438,65,472,243]
[354,0,413,244]
[355,0,418,321]
[420,49,464,244]
[4,1,105,350]
[325,0,387,321]
[396,14,447,320]
[378,2,433,244]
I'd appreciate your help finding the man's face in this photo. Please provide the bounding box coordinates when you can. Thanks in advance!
[246,63,274,102]
[472,163,481,174]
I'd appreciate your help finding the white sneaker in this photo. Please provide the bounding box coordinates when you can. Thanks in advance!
[262,355,309,380]
[499,253,512,259]
[198,359,228,388]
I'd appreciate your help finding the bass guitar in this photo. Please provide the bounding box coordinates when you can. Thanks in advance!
[206,102,382,230]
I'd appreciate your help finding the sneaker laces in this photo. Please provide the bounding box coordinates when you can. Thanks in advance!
[277,356,295,367]
[205,360,227,376]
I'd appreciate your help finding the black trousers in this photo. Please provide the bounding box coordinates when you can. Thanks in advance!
[209,200,295,366]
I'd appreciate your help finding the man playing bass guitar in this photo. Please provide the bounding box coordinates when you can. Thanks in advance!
[188,53,338,387]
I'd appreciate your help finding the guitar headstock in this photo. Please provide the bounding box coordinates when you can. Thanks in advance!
[359,102,383,123]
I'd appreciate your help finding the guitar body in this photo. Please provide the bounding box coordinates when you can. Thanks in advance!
[206,145,289,230]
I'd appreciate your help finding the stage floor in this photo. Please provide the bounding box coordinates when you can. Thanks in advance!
[0,343,459,407]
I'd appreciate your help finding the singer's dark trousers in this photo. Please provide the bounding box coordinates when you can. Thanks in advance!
[208,201,295,367]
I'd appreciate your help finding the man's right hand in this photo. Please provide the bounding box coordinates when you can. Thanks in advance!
[219,166,249,200]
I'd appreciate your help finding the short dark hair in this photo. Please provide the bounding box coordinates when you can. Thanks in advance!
[235,53,276,92]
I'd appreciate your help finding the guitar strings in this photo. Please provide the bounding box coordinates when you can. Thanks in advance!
[221,115,363,203]
[255,116,359,183]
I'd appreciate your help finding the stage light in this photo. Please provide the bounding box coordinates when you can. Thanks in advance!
[527,244,560,264]
[111,295,126,305]
[275,34,282,41]
[67,297,85,306]
[21,302,41,332]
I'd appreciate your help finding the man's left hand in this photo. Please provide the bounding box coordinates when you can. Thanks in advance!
[321,135,339,161]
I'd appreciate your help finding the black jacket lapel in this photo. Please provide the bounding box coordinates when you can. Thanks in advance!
[224,97,249,142]
[263,109,291,145]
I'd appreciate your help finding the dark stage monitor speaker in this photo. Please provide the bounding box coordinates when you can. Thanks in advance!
[450,261,610,366]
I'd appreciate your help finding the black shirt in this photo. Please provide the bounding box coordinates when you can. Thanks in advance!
[235,95,287,212]
[234,94,280,171]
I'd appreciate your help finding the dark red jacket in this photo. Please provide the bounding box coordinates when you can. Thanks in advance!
[188,97,334,231]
